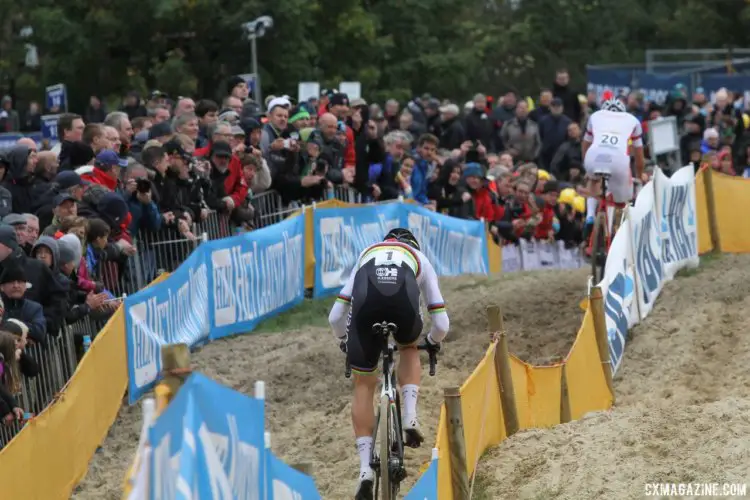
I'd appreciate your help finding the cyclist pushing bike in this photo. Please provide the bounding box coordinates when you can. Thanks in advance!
[582,97,647,240]
[328,228,449,500]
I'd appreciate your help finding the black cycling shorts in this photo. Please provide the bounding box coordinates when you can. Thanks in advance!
[346,259,423,374]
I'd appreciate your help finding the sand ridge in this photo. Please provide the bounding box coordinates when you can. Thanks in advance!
[73,267,588,499]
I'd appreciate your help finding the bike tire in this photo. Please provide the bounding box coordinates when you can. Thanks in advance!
[590,212,608,283]
[379,393,392,500]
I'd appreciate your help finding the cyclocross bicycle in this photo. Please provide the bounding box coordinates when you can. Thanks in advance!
[345,322,438,500]
[588,171,628,282]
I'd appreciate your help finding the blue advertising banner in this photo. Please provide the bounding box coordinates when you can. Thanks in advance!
[313,203,401,297]
[125,246,211,403]
[148,373,266,500]
[0,132,44,150]
[587,67,689,104]
[208,215,305,340]
[267,453,322,499]
[41,114,60,141]
[313,203,489,297]
[586,67,633,102]
[700,74,750,105]
[404,204,488,277]
[635,73,689,104]
[404,458,438,500]
[45,83,67,112]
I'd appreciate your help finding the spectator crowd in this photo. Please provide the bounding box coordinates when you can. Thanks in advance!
[0,66,745,429]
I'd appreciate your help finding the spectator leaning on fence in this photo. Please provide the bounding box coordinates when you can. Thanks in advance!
[207,141,252,227]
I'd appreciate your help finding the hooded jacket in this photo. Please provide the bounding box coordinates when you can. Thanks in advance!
[2,145,35,214]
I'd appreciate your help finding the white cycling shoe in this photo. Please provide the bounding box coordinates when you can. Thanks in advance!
[355,468,374,500]
[403,415,424,449]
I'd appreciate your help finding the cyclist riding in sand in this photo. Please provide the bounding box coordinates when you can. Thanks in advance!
[582,97,646,238]
[328,228,450,500]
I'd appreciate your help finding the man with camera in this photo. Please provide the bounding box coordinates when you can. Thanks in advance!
[121,163,162,235]
[206,141,253,229]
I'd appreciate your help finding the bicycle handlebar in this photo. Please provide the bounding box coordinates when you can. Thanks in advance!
[344,342,438,378]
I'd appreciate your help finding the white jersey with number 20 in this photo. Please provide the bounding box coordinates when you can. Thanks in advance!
[583,109,643,203]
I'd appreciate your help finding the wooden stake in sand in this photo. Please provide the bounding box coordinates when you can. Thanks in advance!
[589,287,615,403]
[560,365,572,423]
[159,343,192,408]
[702,166,722,253]
[487,306,519,437]
[444,386,469,500]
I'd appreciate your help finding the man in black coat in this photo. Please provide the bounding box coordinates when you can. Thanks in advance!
[552,69,583,124]
[538,98,573,169]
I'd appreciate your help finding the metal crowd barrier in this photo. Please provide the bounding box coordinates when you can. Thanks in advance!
[0,325,79,448]
[0,185,368,448]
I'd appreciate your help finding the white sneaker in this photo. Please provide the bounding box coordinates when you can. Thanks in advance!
[355,468,374,500]
[403,415,424,448]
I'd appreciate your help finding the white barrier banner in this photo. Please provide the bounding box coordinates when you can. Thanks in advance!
[630,179,665,320]
[597,213,638,374]
[654,166,699,280]
[503,240,583,272]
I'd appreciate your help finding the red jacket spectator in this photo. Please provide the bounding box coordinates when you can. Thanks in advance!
[80,150,124,191]
[208,141,248,209]
[464,164,504,221]
[533,181,560,240]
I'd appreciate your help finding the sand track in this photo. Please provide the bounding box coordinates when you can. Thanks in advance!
[476,254,750,499]
[73,267,587,499]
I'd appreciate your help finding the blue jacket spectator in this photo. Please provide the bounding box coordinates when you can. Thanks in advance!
[411,133,439,205]
[0,263,46,345]
[120,163,161,235]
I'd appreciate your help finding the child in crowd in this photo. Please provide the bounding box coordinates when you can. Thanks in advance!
[0,330,23,424]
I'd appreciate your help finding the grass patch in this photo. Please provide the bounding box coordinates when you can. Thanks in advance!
[675,252,722,278]
[255,296,336,333]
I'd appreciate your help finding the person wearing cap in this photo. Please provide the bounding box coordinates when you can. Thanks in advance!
[55,233,107,324]
[227,76,250,102]
[289,106,312,130]
[317,88,337,117]
[31,170,89,231]
[207,141,250,220]
[533,180,561,241]
[159,138,206,236]
[147,121,174,144]
[0,263,46,345]
[229,125,246,154]
[538,97,572,170]
[326,93,356,169]
[438,103,466,151]
[2,214,28,254]
[462,162,504,223]
[81,150,126,191]
[40,193,78,237]
[2,144,38,215]
[260,97,297,175]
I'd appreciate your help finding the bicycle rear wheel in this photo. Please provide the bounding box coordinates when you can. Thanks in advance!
[378,393,393,500]
[590,211,608,283]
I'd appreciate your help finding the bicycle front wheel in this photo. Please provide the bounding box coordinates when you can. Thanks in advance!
[378,393,393,500]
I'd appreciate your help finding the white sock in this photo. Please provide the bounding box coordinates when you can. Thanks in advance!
[356,436,373,474]
[586,197,598,220]
[401,384,419,422]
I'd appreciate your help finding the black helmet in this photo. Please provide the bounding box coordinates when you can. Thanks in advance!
[384,228,420,251]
